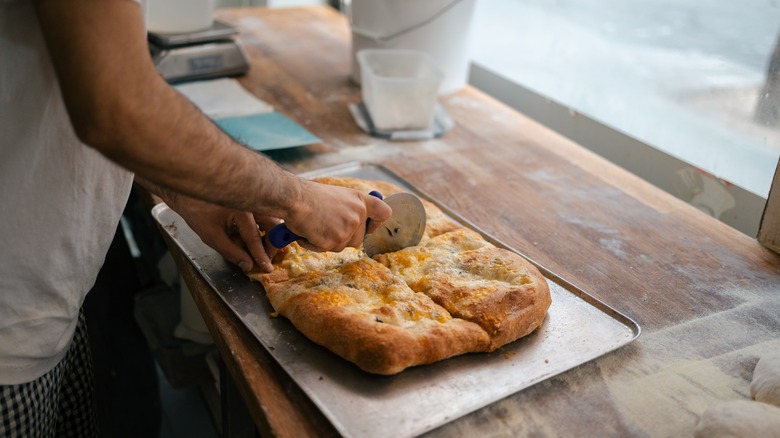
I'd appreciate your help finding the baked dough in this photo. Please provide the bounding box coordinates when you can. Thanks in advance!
[694,400,780,438]
[254,243,490,375]
[248,177,551,374]
[751,350,780,407]
[374,228,550,351]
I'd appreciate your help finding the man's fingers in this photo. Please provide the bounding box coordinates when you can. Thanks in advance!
[278,185,395,253]
[234,214,273,272]
[365,192,393,235]
[254,215,282,231]
[309,191,391,251]
[366,193,393,222]
[262,234,280,262]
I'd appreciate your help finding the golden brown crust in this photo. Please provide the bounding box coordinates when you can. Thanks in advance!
[374,230,551,351]
[254,255,490,374]
[248,177,552,374]
[282,291,490,375]
[422,247,550,351]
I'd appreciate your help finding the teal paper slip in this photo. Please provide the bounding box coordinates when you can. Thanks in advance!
[215,112,320,151]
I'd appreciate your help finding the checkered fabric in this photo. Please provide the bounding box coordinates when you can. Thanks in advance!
[0,311,98,437]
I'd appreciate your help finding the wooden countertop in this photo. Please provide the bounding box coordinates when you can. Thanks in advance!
[165,5,780,437]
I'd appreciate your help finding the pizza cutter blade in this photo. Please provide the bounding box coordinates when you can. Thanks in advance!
[363,192,426,257]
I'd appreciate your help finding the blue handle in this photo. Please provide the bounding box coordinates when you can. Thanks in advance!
[267,223,302,248]
[267,190,383,249]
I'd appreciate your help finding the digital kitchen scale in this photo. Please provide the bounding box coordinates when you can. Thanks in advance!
[149,21,249,84]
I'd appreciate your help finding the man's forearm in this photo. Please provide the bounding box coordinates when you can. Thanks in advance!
[111,82,302,218]
[34,0,304,220]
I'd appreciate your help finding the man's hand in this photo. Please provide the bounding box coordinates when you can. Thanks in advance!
[279,181,393,252]
[167,195,280,273]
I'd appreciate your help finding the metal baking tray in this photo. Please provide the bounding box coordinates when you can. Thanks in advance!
[152,161,640,438]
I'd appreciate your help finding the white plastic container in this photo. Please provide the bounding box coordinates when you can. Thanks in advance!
[147,0,215,34]
[346,0,476,95]
[357,49,444,131]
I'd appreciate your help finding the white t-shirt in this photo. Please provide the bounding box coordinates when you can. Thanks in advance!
[0,1,138,384]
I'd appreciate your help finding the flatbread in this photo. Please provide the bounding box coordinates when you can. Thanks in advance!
[248,177,551,374]
[374,228,550,351]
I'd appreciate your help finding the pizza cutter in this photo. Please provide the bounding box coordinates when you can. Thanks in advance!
[267,190,426,256]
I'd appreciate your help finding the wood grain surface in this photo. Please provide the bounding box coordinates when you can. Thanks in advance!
[165,6,780,437]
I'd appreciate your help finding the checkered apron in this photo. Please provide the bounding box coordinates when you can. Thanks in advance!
[0,311,98,437]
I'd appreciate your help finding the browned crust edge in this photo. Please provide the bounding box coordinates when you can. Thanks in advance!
[276,292,490,375]
[423,247,552,351]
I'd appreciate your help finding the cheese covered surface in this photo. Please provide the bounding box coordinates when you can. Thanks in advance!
[248,177,551,375]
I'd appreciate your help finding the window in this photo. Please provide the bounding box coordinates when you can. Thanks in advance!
[469,0,780,236]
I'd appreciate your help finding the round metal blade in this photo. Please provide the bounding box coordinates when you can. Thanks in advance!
[363,193,426,257]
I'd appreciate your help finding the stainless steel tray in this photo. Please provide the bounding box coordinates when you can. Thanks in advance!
[152,161,640,438]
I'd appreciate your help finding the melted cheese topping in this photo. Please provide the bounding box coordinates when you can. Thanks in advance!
[267,239,461,330]
[374,229,534,313]
[309,289,356,308]
[258,179,542,337]
[279,243,363,277]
